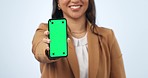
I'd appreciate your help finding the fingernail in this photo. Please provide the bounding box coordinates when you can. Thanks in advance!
[47,39,50,43]
[67,38,70,41]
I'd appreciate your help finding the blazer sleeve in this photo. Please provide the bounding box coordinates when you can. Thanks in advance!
[109,30,126,78]
[32,23,58,63]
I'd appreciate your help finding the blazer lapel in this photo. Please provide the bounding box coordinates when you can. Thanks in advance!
[66,22,100,78]
[87,25,100,78]
[67,36,80,78]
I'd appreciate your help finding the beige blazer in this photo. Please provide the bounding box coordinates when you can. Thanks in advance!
[32,22,126,78]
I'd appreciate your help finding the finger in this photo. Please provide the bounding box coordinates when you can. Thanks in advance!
[67,38,70,42]
[44,30,49,36]
[46,46,50,51]
[43,38,50,43]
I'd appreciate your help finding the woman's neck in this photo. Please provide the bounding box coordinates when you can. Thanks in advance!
[65,15,86,33]
[64,15,87,38]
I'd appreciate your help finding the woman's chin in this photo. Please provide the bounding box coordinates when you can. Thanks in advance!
[69,14,85,19]
[63,11,86,20]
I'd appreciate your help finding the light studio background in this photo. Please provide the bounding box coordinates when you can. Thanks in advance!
[0,0,148,78]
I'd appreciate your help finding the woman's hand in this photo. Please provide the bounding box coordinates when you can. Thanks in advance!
[43,30,50,51]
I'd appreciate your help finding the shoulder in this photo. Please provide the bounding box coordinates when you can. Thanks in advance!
[95,25,115,38]
[95,25,117,47]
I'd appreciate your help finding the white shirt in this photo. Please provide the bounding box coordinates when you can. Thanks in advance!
[72,33,88,78]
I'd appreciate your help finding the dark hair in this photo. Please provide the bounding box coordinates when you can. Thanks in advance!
[52,0,63,19]
[52,0,98,35]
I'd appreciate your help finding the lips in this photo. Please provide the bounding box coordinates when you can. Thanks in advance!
[70,5,81,9]
[69,5,82,10]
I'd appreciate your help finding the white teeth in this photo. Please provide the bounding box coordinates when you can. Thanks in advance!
[70,5,81,9]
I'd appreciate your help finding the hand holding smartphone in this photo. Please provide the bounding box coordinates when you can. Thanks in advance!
[48,18,68,59]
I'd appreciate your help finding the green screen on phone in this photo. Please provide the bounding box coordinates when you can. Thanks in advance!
[48,18,68,59]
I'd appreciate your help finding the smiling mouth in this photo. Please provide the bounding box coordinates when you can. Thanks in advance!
[69,5,82,9]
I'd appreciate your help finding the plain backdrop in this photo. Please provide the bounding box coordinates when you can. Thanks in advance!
[0,0,148,78]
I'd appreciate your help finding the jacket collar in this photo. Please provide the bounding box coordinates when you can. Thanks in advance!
[87,22,100,78]
[67,21,100,78]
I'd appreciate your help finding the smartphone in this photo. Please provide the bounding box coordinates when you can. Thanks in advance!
[48,18,68,59]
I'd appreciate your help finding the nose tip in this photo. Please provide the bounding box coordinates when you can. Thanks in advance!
[71,0,80,3]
